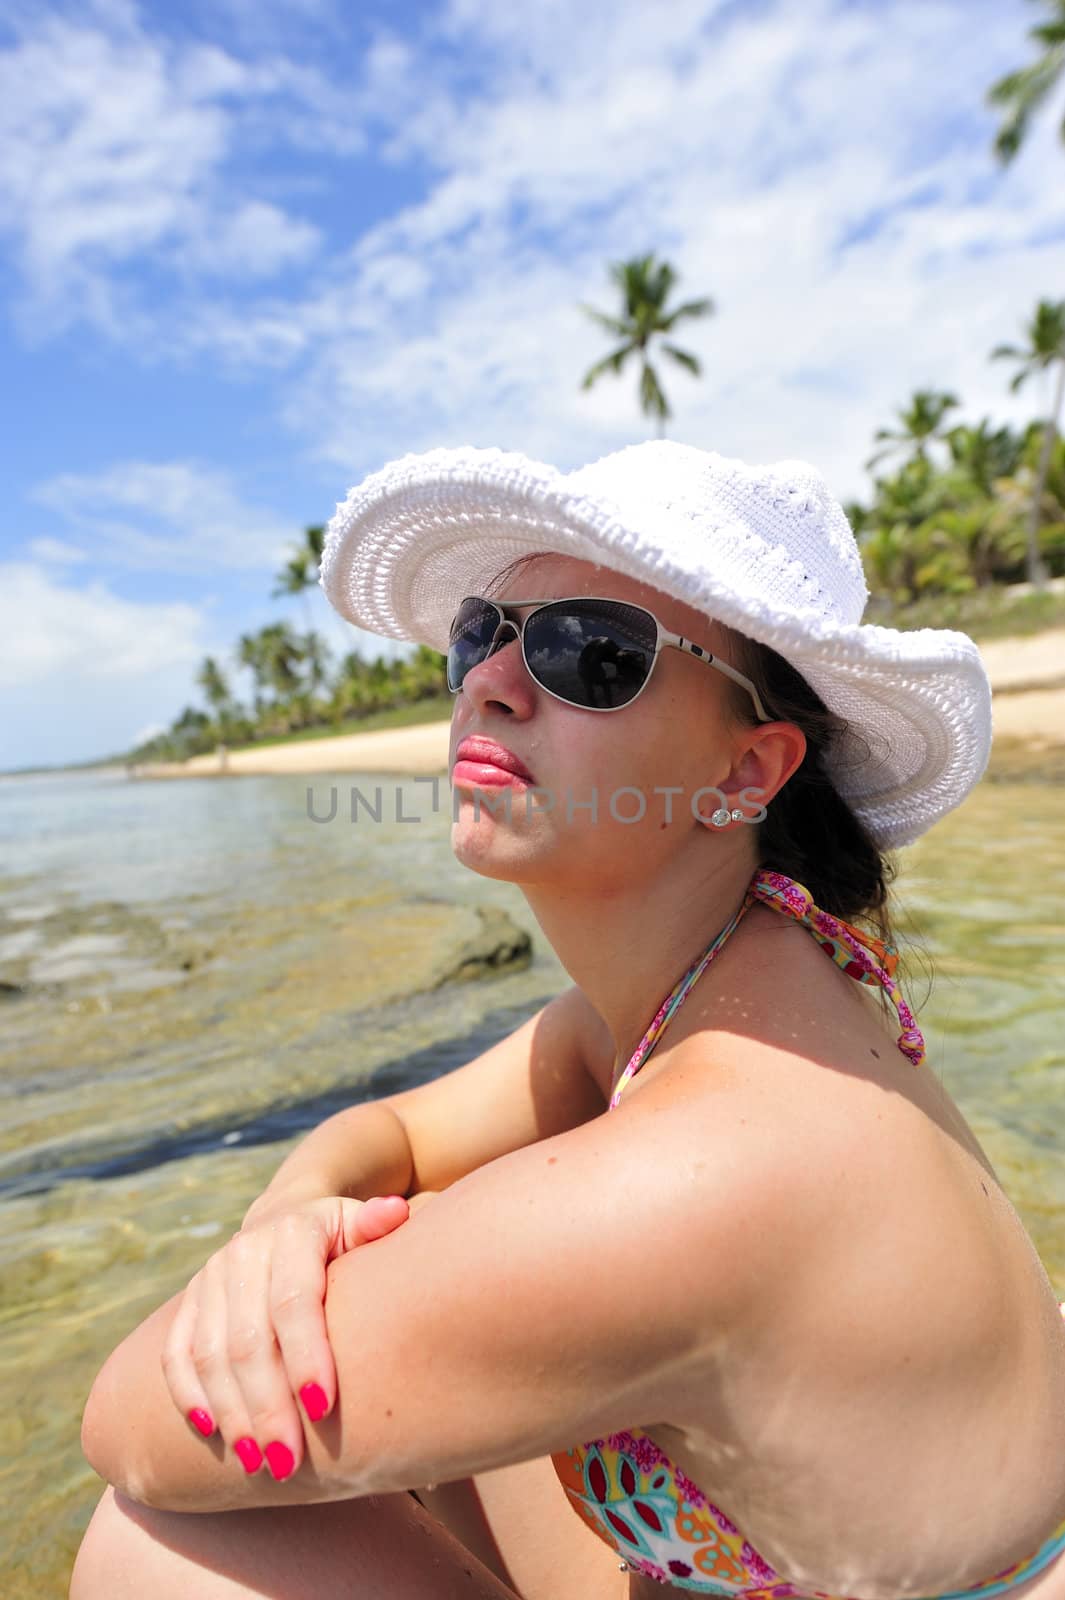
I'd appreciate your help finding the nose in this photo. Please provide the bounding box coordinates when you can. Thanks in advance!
[458,618,536,717]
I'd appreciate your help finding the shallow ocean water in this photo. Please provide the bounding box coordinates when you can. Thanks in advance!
[0,756,1061,1596]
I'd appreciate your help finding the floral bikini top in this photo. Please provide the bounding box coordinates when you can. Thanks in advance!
[550,867,1065,1599]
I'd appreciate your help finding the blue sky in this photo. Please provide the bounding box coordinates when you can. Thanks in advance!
[1,0,1063,771]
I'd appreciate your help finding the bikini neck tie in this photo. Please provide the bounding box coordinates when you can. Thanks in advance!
[749,869,925,1069]
[610,866,925,1109]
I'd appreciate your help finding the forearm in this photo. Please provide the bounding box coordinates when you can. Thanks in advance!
[243,1100,415,1224]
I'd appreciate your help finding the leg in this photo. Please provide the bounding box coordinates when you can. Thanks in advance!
[414,1456,626,1600]
[70,1483,518,1600]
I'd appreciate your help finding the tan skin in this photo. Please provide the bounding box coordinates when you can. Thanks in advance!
[447,556,1061,1593]
[72,553,1061,1600]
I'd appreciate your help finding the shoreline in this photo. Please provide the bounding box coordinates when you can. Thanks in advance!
[124,627,1065,781]
[127,717,453,780]
[11,627,1061,785]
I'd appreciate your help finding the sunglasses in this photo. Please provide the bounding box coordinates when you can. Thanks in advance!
[447,595,773,719]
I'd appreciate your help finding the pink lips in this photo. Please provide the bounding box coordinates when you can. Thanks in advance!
[454,736,536,784]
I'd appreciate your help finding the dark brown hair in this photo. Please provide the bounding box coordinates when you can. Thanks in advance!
[713,621,897,939]
[483,552,920,979]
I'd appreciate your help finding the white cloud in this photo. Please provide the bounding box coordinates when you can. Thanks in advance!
[5,0,1064,514]
[0,561,207,688]
[179,200,320,279]
[0,7,356,332]
[264,0,1065,501]
[27,536,89,565]
[32,461,298,572]
[0,560,218,769]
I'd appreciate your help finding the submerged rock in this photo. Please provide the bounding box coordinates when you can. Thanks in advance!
[433,905,533,985]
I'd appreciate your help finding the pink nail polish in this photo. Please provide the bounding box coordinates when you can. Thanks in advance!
[300,1382,328,1422]
[187,1408,214,1437]
[264,1441,295,1481]
[234,1437,263,1474]
[233,1440,262,1472]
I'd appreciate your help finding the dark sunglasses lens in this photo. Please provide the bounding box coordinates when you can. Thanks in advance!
[447,598,501,690]
[524,600,656,709]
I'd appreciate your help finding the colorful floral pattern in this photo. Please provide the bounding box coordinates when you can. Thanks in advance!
[555,867,1065,1596]
[552,1408,1065,1597]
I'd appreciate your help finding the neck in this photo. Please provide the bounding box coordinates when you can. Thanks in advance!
[520,848,762,1079]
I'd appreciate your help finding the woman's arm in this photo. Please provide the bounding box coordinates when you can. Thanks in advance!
[81,1087,791,1514]
[240,1100,414,1225]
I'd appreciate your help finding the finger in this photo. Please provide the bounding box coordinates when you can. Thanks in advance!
[160,1270,220,1443]
[265,1209,341,1430]
[223,1221,307,1482]
[193,1244,266,1477]
[337,1196,407,1254]
[273,1197,410,1426]
[347,1194,410,1246]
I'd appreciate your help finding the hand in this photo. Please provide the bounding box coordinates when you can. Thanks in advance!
[161,1193,409,1482]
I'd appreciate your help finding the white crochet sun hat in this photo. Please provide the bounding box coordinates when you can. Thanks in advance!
[319,440,994,851]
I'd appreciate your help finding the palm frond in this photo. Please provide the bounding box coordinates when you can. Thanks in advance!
[640,361,669,419]
[658,297,715,332]
[1031,22,1065,49]
[988,52,1065,161]
[661,343,701,377]
[581,343,636,389]
[579,304,633,338]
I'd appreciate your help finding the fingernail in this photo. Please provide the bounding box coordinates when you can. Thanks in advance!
[264,1441,295,1481]
[187,1408,215,1437]
[300,1382,328,1422]
[234,1437,263,1474]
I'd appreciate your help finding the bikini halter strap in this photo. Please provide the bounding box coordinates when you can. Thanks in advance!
[609,866,925,1110]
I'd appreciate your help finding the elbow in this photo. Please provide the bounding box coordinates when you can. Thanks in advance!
[80,1382,119,1491]
[80,1365,150,1506]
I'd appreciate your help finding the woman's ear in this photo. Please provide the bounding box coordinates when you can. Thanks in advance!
[730,722,806,814]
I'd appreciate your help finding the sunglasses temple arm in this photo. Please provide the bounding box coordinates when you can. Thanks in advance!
[708,655,772,723]
[667,630,771,724]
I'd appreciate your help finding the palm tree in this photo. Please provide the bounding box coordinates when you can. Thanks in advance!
[257,622,306,702]
[580,253,714,438]
[236,632,269,718]
[169,706,213,759]
[862,456,947,603]
[301,630,332,697]
[195,655,240,742]
[196,656,231,712]
[987,1,1065,162]
[945,420,1024,497]
[991,298,1065,587]
[865,390,961,473]
[272,525,350,645]
[271,552,314,631]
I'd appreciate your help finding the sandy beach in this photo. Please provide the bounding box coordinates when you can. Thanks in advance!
[123,627,1065,781]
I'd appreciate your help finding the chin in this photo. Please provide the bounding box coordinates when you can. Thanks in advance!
[449,813,546,881]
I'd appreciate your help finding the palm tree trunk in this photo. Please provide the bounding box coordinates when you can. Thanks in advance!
[1027,356,1065,591]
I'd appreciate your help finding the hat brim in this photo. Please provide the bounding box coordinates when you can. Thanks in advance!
[320,446,993,852]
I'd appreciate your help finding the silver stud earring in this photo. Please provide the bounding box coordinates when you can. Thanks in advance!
[710,807,744,828]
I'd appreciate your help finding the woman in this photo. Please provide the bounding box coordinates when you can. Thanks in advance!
[73,441,1065,1600]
